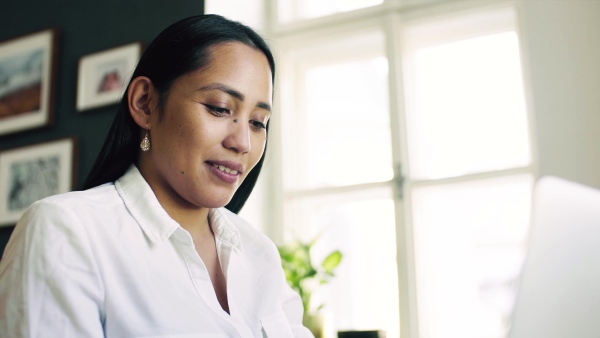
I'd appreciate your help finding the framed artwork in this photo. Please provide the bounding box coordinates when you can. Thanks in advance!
[0,137,77,226]
[76,42,142,112]
[0,29,58,136]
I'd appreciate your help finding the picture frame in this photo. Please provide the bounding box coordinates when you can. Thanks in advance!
[0,137,78,226]
[76,42,142,112]
[0,29,58,136]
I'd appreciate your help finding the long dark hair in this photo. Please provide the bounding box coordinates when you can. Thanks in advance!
[83,14,275,214]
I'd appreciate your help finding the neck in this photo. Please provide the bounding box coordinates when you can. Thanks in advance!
[137,163,212,238]
[157,186,212,237]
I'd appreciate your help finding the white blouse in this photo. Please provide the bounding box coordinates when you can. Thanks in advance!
[0,166,312,338]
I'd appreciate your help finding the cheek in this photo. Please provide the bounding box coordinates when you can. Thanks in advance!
[250,135,267,166]
[177,118,219,151]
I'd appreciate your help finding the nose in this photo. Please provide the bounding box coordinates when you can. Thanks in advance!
[223,119,251,154]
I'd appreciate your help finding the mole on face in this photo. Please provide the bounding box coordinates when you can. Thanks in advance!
[181,171,185,174]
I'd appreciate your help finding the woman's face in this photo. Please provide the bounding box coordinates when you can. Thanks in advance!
[143,42,272,209]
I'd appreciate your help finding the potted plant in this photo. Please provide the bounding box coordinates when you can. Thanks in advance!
[278,238,343,337]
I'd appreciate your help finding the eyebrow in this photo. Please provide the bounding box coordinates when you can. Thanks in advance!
[198,83,272,112]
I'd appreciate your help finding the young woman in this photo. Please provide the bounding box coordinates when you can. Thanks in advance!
[0,15,312,338]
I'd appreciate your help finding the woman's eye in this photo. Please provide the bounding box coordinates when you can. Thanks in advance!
[250,120,267,131]
[204,104,230,116]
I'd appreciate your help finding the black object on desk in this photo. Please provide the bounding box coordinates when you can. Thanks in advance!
[338,330,386,338]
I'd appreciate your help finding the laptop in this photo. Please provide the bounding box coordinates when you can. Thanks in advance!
[508,176,600,338]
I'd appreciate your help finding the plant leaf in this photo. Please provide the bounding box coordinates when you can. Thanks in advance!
[321,250,342,274]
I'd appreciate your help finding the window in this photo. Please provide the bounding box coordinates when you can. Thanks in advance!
[401,8,535,337]
[276,0,384,23]
[278,30,400,337]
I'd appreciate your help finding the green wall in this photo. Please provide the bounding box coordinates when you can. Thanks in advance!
[0,0,205,257]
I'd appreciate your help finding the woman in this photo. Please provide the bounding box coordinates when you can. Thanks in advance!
[0,15,312,338]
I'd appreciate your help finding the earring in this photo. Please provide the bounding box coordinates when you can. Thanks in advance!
[140,130,150,151]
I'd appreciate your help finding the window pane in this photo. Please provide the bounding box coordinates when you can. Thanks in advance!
[406,32,531,179]
[411,174,533,338]
[278,0,383,23]
[285,191,399,338]
[290,57,392,190]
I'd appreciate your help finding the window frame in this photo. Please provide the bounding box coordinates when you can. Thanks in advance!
[266,1,539,337]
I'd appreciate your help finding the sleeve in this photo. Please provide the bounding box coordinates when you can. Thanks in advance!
[0,200,105,338]
[281,280,315,338]
[257,247,314,338]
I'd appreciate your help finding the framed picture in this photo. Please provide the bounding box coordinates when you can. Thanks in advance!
[77,42,142,112]
[0,137,77,226]
[0,29,58,136]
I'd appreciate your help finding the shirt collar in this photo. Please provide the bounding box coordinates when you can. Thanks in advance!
[115,165,179,245]
[209,208,243,252]
[115,165,243,252]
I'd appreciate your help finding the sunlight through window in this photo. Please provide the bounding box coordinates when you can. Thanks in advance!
[402,8,535,338]
[408,32,531,180]
[278,0,384,23]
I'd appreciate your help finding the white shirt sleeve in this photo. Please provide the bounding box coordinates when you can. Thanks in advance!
[281,282,315,338]
[258,250,314,338]
[0,200,105,337]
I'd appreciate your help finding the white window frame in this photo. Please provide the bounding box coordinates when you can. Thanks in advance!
[398,5,538,336]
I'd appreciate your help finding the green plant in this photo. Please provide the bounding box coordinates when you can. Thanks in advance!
[278,238,343,316]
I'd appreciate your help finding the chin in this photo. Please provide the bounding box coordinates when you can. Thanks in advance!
[185,185,238,209]
[197,195,235,209]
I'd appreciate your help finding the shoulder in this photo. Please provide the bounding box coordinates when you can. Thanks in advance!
[12,184,121,243]
[214,208,281,264]
[1,185,119,274]
[28,183,120,219]
[36,183,120,209]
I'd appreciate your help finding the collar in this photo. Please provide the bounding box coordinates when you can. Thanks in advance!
[115,165,243,252]
[209,208,243,252]
[116,165,179,245]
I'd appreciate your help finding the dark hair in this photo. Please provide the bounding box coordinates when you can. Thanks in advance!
[83,14,275,214]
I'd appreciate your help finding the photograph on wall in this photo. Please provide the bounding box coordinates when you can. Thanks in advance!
[0,29,57,136]
[77,42,142,112]
[0,137,77,226]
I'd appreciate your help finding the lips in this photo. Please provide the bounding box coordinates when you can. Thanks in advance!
[206,160,243,184]
[211,163,239,175]
[207,160,243,173]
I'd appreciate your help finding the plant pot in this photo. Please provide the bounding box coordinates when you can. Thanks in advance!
[303,312,324,338]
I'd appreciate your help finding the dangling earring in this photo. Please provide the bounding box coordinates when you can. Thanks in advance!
[140,130,150,151]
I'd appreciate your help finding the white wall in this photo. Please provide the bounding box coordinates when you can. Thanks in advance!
[520,0,600,189]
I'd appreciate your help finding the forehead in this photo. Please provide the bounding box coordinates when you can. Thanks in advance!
[178,42,273,101]
[207,42,271,71]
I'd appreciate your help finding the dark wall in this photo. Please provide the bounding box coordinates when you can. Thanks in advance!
[0,0,205,256]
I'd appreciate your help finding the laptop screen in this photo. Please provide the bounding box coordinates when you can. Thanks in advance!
[508,177,600,338]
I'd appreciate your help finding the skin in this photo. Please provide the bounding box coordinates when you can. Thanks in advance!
[127,42,273,313]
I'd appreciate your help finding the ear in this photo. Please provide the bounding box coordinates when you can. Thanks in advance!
[128,76,156,129]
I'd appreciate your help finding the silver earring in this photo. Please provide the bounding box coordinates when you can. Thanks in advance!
[140,131,150,151]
